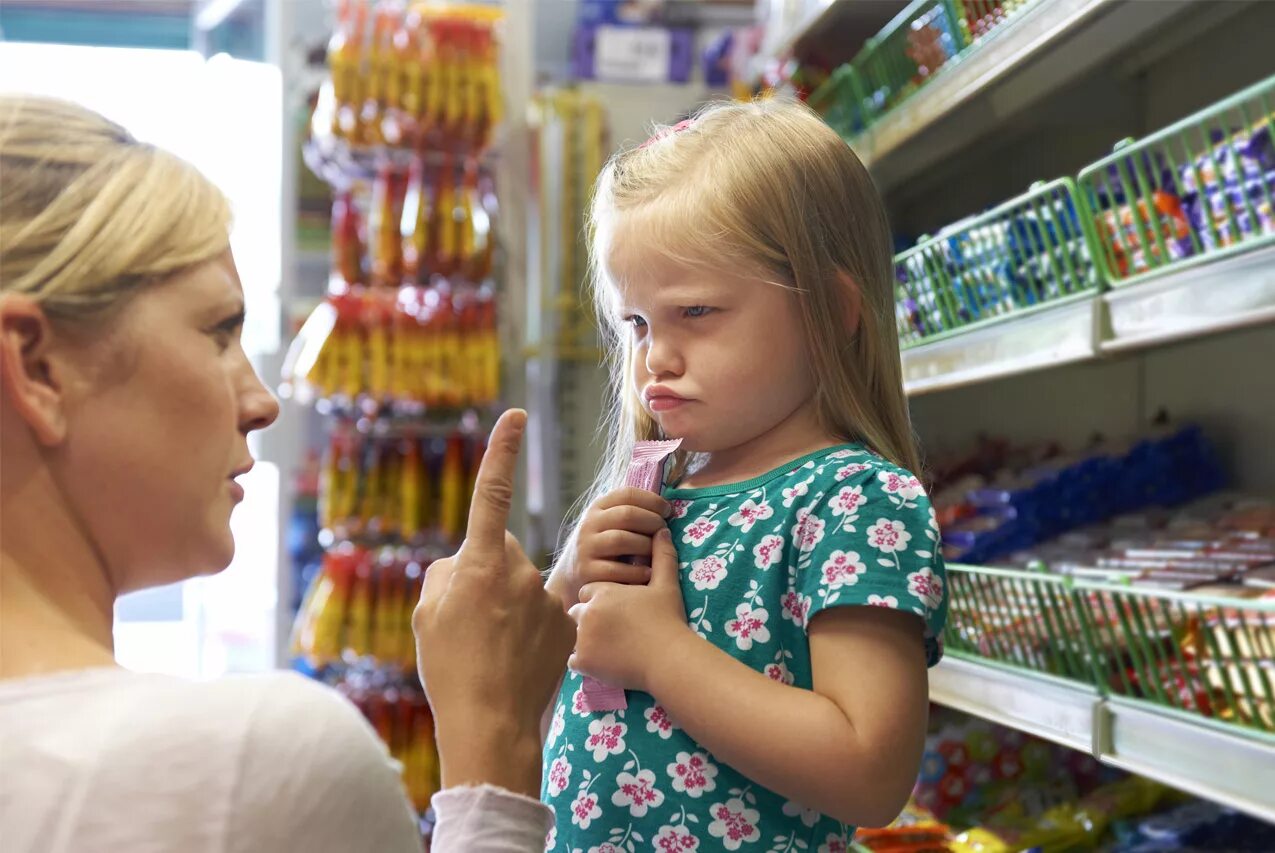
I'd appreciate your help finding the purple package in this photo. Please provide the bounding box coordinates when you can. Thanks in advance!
[580,437,683,713]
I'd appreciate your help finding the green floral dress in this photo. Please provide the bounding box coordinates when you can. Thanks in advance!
[542,444,948,853]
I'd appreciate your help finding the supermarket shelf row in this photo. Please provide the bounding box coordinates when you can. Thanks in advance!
[930,656,1275,823]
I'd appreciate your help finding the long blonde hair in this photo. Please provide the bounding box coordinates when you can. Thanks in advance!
[561,97,917,556]
[0,95,231,322]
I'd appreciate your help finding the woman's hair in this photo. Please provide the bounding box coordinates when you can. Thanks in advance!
[0,95,231,324]
[560,96,918,556]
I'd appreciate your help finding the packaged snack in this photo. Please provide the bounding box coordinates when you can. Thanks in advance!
[580,438,683,712]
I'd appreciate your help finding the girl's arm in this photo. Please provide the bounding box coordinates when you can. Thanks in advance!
[648,606,928,828]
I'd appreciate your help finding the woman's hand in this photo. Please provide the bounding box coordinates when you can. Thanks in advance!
[413,409,576,798]
[552,487,672,608]
[568,528,692,694]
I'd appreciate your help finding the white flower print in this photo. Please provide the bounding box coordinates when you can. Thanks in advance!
[544,826,556,851]
[547,756,572,797]
[670,499,691,519]
[571,687,590,716]
[867,593,899,609]
[689,555,727,591]
[588,844,622,853]
[612,768,665,817]
[781,799,821,828]
[779,589,811,628]
[653,824,700,851]
[818,834,851,853]
[791,508,826,552]
[781,476,814,508]
[725,603,771,650]
[727,498,773,533]
[908,567,944,611]
[878,470,925,506]
[547,703,566,748]
[830,485,866,518]
[666,751,718,798]
[682,517,719,547]
[644,704,675,739]
[585,714,627,762]
[821,550,866,589]
[835,462,870,481]
[570,790,602,829]
[752,534,784,570]
[867,518,912,554]
[764,661,794,685]
[708,798,761,850]
[828,448,863,459]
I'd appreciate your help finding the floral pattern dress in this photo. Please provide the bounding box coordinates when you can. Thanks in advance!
[542,444,948,853]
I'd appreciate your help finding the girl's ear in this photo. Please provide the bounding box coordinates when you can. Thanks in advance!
[837,270,863,335]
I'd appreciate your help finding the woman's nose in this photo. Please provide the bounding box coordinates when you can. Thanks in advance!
[238,367,280,434]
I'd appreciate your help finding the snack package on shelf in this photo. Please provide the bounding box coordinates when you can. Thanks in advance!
[1178,119,1275,252]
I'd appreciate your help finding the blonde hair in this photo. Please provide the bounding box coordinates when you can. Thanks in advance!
[0,95,231,323]
[562,97,918,555]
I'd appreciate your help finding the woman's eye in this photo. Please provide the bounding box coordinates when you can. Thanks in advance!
[210,314,245,350]
[683,305,712,318]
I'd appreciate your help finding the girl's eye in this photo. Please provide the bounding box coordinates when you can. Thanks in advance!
[625,315,648,329]
[683,305,712,318]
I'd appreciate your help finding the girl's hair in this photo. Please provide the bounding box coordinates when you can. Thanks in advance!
[0,95,231,323]
[560,97,918,556]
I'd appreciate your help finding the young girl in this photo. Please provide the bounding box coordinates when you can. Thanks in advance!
[542,98,947,852]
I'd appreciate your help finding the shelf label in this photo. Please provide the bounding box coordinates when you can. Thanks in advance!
[595,26,671,83]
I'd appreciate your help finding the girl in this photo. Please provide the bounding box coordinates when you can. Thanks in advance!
[542,98,948,851]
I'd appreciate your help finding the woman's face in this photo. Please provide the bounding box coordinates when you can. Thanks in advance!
[56,252,279,593]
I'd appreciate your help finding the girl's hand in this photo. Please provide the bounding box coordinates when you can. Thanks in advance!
[569,529,692,693]
[560,487,671,607]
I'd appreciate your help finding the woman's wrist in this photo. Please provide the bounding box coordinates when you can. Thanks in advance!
[435,712,544,798]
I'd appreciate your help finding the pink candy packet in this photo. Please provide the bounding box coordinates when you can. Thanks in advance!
[580,438,682,713]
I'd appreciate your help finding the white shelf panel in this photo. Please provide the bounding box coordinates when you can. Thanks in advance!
[901,296,1101,395]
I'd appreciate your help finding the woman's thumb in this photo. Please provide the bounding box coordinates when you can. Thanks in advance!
[651,528,679,586]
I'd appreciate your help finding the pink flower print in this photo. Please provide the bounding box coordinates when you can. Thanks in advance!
[752,534,784,570]
[654,824,700,851]
[830,485,866,517]
[867,518,912,554]
[689,555,727,591]
[908,567,944,611]
[835,463,870,481]
[781,799,821,828]
[670,499,691,519]
[725,603,771,650]
[707,797,761,850]
[588,845,621,853]
[644,704,675,739]
[782,476,813,508]
[821,550,866,589]
[611,768,664,817]
[818,834,851,853]
[545,826,556,850]
[682,518,719,547]
[867,594,899,609]
[878,470,925,501]
[765,661,794,685]
[547,704,566,748]
[780,589,811,628]
[571,687,590,716]
[585,713,627,762]
[570,790,602,829]
[547,756,572,797]
[728,498,773,533]
[666,751,718,798]
[791,509,826,552]
[828,448,863,459]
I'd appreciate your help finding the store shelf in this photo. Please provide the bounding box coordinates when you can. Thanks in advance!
[930,657,1100,754]
[901,294,1101,395]
[930,658,1275,823]
[853,0,1192,190]
[758,1,842,65]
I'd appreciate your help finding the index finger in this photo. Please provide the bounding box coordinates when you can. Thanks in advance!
[463,408,527,554]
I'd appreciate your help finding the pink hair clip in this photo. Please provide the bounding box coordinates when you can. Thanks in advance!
[639,118,694,149]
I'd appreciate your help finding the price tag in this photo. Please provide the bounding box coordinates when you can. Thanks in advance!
[594,26,671,84]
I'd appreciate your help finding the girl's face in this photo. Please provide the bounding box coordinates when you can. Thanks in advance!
[53,252,279,593]
[610,247,821,468]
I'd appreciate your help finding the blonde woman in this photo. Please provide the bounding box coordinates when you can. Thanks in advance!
[543,99,949,850]
[0,95,570,853]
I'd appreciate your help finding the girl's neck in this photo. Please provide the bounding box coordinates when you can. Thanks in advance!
[1,453,117,680]
[680,399,838,490]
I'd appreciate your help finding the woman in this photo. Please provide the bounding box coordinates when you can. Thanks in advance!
[0,95,569,852]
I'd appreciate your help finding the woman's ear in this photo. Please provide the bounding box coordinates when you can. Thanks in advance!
[0,294,70,447]
[837,270,863,335]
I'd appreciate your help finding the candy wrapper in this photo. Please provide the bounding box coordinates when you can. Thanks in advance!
[580,437,683,713]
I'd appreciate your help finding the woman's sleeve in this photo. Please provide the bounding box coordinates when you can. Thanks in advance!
[431,785,554,852]
[792,465,948,666]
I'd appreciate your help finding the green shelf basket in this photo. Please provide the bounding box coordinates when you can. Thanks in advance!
[807,64,876,139]
[894,178,1102,348]
[1077,74,1275,288]
[850,0,966,118]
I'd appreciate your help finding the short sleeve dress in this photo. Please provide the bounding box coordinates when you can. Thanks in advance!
[542,444,948,853]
